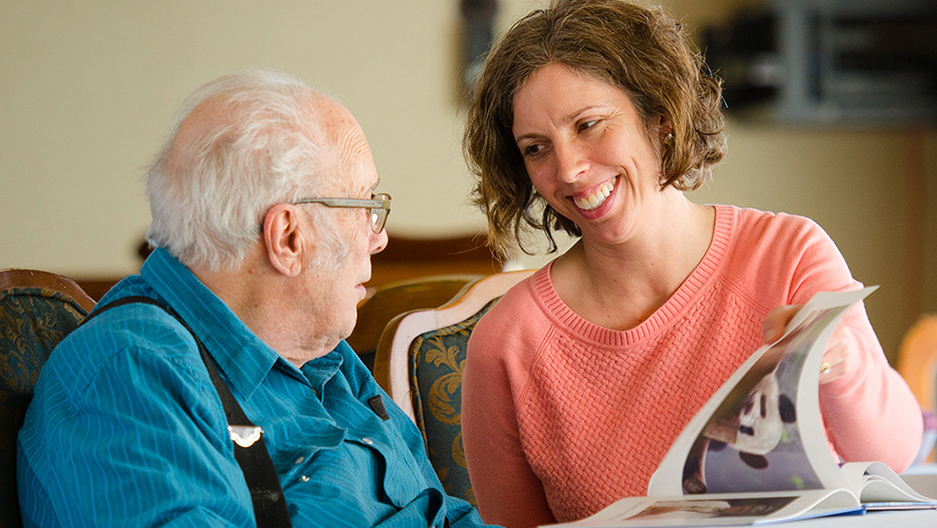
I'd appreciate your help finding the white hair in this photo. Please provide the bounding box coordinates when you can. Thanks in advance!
[145,68,345,271]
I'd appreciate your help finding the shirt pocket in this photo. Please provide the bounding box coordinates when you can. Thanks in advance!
[361,417,434,508]
[259,414,345,475]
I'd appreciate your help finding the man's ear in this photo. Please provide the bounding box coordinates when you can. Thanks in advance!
[263,204,312,277]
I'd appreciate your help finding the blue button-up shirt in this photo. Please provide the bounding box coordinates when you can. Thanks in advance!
[18,248,491,528]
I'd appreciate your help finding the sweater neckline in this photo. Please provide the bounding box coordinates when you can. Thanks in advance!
[532,204,735,347]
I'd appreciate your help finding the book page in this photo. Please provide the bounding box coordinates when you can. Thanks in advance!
[544,490,863,527]
[840,461,937,506]
[648,288,876,497]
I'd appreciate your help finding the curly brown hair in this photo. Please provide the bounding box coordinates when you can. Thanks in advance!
[463,0,726,258]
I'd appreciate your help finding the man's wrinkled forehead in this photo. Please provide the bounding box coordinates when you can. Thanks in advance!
[318,99,368,159]
[317,98,378,193]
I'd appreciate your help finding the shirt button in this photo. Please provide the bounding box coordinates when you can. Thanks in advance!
[300,475,310,483]
[295,456,305,465]
[362,437,374,445]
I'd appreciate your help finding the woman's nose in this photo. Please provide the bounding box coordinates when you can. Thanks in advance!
[554,141,588,183]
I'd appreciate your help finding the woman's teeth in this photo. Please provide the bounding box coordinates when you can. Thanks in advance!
[574,180,614,211]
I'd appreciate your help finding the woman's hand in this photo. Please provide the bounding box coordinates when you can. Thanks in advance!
[763,305,850,384]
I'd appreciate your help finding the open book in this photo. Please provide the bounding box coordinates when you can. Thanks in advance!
[545,287,936,527]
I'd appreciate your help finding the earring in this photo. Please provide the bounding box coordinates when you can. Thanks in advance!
[664,133,674,145]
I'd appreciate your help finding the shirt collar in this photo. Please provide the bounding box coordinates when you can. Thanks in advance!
[141,248,287,399]
[301,345,346,395]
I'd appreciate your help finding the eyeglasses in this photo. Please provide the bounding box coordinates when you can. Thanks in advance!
[292,193,392,234]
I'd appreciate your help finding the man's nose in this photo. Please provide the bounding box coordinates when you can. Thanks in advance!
[370,228,388,255]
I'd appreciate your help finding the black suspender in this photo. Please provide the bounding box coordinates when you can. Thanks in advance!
[81,296,293,527]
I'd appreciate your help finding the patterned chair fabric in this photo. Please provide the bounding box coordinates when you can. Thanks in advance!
[408,298,499,507]
[0,270,95,528]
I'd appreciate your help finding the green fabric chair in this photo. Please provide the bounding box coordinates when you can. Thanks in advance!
[0,269,96,528]
[374,270,534,506]
[408,298,499,506]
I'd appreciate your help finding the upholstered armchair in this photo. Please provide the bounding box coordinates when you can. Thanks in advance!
[0,269,95,528]
[405,298,500,505]
[374,270,533,506]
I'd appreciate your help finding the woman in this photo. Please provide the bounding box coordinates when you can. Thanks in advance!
[459,1,924,527]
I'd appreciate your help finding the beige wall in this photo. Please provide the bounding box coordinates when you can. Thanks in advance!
[1,0,934,359]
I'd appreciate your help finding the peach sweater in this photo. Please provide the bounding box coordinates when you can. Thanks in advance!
[462,205,923,528]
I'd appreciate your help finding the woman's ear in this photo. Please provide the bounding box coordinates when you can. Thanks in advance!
[649,116,674,160]
[262,204,313,277]
[655,115,674,143]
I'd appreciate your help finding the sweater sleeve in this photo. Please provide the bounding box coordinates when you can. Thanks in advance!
[818,302,923,472]
[462,298,556,528]
[776,214,923,472]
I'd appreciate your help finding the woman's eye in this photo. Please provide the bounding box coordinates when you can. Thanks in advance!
[522,143,544,157]
[578,119,599,132]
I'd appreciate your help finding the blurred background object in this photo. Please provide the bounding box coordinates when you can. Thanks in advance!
[704,0,937,125]
[460,0,498,97]
[1,0,934,364]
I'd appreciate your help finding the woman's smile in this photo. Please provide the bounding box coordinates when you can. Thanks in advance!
[571,176,617,211]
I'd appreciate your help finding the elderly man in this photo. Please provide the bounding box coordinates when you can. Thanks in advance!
[18,70,492,528]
